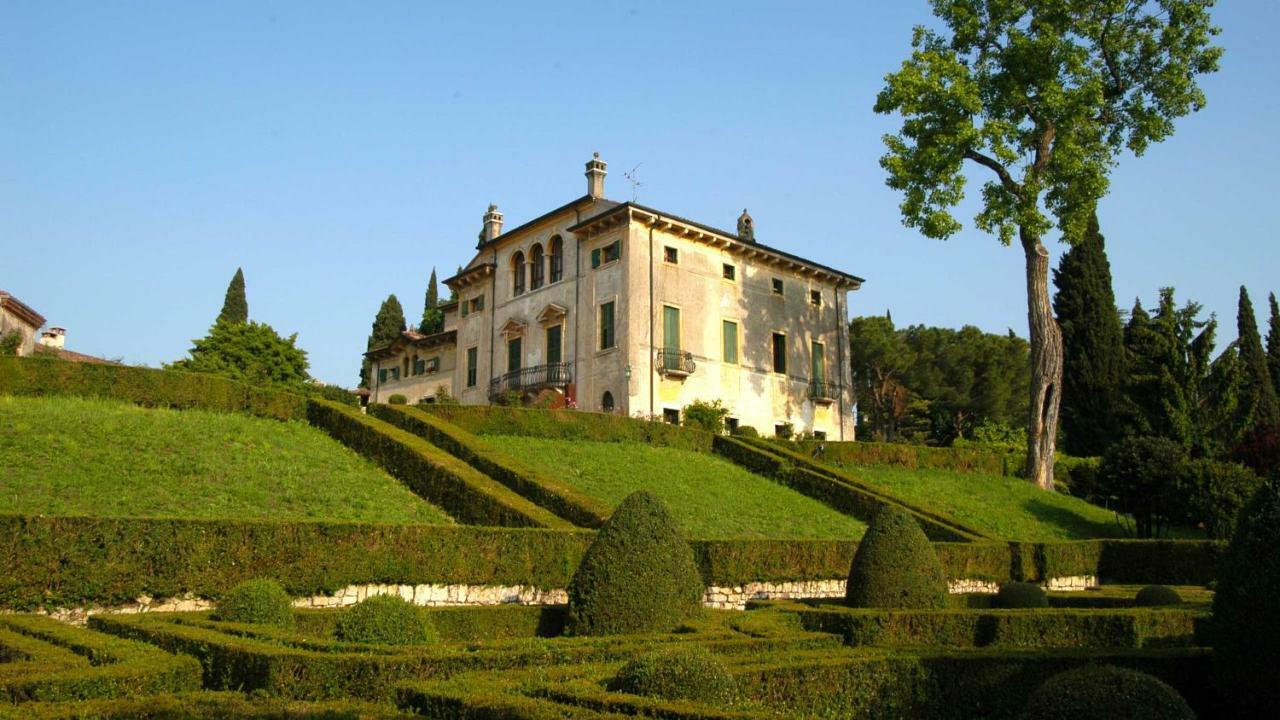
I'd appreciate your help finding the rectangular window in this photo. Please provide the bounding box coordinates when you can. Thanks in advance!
[461,298,469,317]
[811,341,826,384]
[546,324,562,365]
[507,337,522,374]
[723,263,736,281]
[813,430,827,441]
[378,368,388,384]
[390,367,400,381]
[722,320,739,364]
[663,306,681,351]
[772,333,787,374]
[591,240,621,269]
[664,246,678,264]
[413,358,425,375]
[663,408,680,425]
[772,278,784,295]
[599,301,616,350]
[426,357,439,373]
[810,289,822,307]
[726,417,739,433]
[466,347,478,387]
[467,295,484,313]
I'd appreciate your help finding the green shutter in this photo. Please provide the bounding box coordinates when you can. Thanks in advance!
[546,325,562,365]
[591,248,601,269]
[663,306,680,351]
[811,341,825,383]
[773,334,787,374]
[600,302,615,349]
[723,321,738,364]
[507,338,522,373]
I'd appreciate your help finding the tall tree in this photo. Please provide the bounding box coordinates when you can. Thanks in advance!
[1052,213,1126,456]
[419,268,444,335]
[1234,286,1280,437]
[359,294,407,388]
[1267,292,1280,391]
[216,268,248,325]
[849,314,914,441]
[874,1,1221,488]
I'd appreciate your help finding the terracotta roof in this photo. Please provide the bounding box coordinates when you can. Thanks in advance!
[35,347,117,365]
[364,329,457,360]
[0,290,47,329]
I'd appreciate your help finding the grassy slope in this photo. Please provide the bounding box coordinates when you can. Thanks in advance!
[836,463,1122,541]
[482,435,865,540]
[0,395,451,524]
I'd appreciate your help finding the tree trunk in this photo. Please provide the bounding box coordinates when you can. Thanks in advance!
[1022,229,1064,490]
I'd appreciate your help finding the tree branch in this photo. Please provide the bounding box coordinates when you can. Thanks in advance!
[963,149,1019,192]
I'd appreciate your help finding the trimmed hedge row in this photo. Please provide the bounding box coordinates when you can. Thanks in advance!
[0,692,412,720]
[0,356,306,420]
[796,440,1010,475]
[294,606,568,644]
[789,604,1203,649]
[934,540,1223,585]
[712,436,988,542]
[306,399,571,529]
[371,405,611,528]
[0,614,201,703]
[418,404,715,452]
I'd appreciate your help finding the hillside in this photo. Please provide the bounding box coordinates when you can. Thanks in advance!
[0,394,451,524]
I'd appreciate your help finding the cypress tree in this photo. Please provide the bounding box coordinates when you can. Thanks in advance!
[1052,214,1126,456]
[359,294,407,387]
[419,269,443,335]
[1235,286,1280,436]
[1267,292,1280,391]
[216,268,248,325]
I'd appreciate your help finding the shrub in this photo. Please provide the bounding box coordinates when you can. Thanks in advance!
[387,393,407,405]
[566,491,704,636]
[334,594,436,645]
[1133,585,1183,607]
[0,330,22,356]
[992,582,1048,609]
[682,399,730,434]
[1022,665,1194,720]
[215,579,295,629]
[1174,459,1262,540]
[1099,436,1187,538]
[846,504,947,609]
[731,424,760,439]
[608,646,736,704]
[1214,478,1280,714]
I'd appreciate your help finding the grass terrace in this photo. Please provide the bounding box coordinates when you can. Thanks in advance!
[483,435,866,539]
[0,395,451,524]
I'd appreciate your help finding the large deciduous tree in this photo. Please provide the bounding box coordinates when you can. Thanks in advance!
[217,268,248,325]
[1052,213,1126,456]
[874,0,1220,488]
[359,294,407,388]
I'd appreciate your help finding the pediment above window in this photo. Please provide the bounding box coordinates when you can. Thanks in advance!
[536,303,568,326]
[500,319,527,340]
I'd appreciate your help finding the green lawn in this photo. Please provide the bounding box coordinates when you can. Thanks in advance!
[0,395,451,524]
[835,463,1123,541]
[482,435,865,540]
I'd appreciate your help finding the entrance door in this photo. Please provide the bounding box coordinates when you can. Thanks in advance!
[546,325,562,365]
[811,341,826,385]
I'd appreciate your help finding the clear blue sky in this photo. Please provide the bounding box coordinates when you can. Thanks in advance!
[2,1,1276,386]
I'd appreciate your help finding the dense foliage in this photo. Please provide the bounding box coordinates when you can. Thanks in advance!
[1098,436,1186,538]
[168,320,310,389]
[0,330,22,356]
[1213,478,1280,714]
[419,268,444,335]
[1133,585,1182,607]
[1173,459,1261,540]
[845,504,947,609]
[608,646,737,704]
[360,294,406,388]
[334,595,436,645]
[682,398,730,434]
[992,582,1047,609]
[215,579,295,629]
[216,267,248,325]
[566,491,704,636]
[1023,666,1195,720]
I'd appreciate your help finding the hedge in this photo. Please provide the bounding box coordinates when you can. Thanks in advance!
[0,614,201,703]
[789,604,1203,649]
[306,399,571,529]
[0,692,413,720]
[292,606,568,644]
[371,405,611,528]
[418,405,715,452]
[712,435,988,542]
[934,540,1223,585]
[796,440,1009,475]
[0,356,306,420]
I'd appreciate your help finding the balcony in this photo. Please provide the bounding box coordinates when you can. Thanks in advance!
[490,362,573,400]
[808,379,839,404]
[656,348,695,378]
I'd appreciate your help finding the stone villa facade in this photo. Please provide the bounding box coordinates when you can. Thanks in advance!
[365,155,863,439]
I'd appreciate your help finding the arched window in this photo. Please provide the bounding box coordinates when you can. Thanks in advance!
[530,243,545,290]
[601,391,615,412]
[512,251,526,296]
[549,236,564,283]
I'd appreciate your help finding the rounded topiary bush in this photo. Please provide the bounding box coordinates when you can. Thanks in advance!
[845,504,946,609]
[1213,479,1280,713]
[387,393,407,405]
[993,582,1048,609]
[334,594,436,645]
[1023,666,1194,720]
[608,646,736,704]
[567,491,704,636]
[1134,585,1183,607]
[215,578,295,629]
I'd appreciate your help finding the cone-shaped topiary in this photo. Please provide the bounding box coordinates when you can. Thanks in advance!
[609,646,737,704]
[1023,666,1194,720]
[567,491,704,636]
[1214,479,1280,714]
[993,582,1049,609]
[845,504,947,609]
[334,595,436,645]
[1134,585,1183,607]
[215,578,294,629]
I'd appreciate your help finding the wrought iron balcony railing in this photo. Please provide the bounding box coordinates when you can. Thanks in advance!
[489,362,573,399]
[656,348,695,377]
[808,379,839,403]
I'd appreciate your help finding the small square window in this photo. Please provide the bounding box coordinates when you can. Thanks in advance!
[664,246,678,264]
[726,417,739,433]
[810,290,822,307]
[663,408,680,425]
[772,278,784,295]
[723,263,736,281]
[603,240,621,263]
[813,430,827,441]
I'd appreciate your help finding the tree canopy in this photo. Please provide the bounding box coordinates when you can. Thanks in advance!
[216,268,248,325]
[169,320,309,388]
[419,268,444,335]
[359,294,407,387]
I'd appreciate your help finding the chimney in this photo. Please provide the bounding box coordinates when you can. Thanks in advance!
[737,209,755,243]
[39,327,66,350]
[481,204,504,245]
[585,152,607,199]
